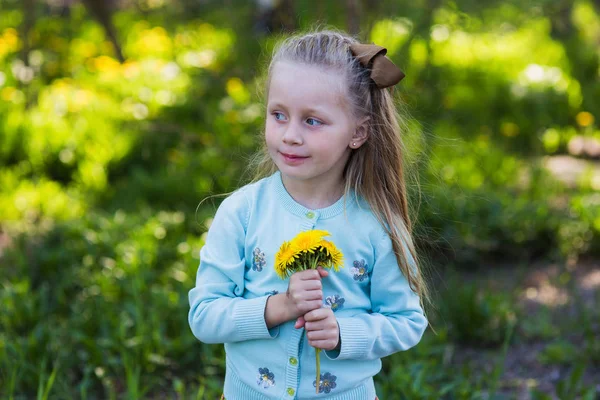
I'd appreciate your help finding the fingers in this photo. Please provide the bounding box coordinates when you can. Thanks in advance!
[303,308,330,322]
[306,328,333,340]
[287,282,322,301]
[317,267,329,277]
[295,268,329,281]
[294,316,305,329]
[289,270,325,293]
[296,308,336,329]
[287,270,326,319]
[304,309,337,332]
[300,279,322,291]
[297,269,322,280]
[309,338,339,350]
[289,273,322,296]
[317,266,329,278]
[300,300,323,314]
[287,288,321,301]
[303,309,339,350]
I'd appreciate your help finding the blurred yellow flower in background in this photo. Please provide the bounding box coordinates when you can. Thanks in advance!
[576,111,595,128]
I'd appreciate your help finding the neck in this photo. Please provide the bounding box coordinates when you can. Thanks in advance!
[281,174,345,210]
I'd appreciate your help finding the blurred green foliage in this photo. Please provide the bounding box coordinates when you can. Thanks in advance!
[1,0,599,398]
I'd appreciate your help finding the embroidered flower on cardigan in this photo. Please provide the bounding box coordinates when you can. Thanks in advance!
[313,372,337,394]
[252,248,266,271]
[350,259,368,281]
[256,367,275,388]
[324,294,345,312]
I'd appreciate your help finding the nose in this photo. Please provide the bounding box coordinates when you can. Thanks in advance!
[282,121,303,145]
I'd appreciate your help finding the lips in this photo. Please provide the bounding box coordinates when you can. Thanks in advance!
[280,152,308,159]
[279,151,309,165]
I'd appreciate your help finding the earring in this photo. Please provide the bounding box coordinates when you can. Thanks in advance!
[352,142,356,147]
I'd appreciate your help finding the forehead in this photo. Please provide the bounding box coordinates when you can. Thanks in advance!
[268,62,349,111]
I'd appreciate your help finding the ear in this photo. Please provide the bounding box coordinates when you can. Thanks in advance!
[349,116,370,149]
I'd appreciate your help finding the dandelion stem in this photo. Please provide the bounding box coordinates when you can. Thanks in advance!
[315,348,321,394]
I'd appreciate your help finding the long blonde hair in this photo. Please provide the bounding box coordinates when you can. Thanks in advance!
[250,30,430,308]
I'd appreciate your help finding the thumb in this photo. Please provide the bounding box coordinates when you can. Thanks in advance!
[316,266,329,278]
[294,316,306,329]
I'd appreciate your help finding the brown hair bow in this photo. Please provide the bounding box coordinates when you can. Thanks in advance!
[349,43,405,88]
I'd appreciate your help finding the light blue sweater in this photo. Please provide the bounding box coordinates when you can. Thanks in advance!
[188,172,427,399]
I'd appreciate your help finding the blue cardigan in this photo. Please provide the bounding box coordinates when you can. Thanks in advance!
[188,172,427,399]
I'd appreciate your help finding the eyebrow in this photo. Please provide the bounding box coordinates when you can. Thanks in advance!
[267,102,328,116]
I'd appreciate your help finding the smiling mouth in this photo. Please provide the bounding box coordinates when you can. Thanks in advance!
[280,152,308,159]
[279,152,309,165]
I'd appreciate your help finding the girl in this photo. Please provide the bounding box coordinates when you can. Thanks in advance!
[188,30,429,399]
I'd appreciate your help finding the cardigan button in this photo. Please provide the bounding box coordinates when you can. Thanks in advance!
[287,387,295,396]
[305,211,315,219]
[289,356,297,365]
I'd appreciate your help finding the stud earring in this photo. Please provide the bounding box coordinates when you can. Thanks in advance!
[352,142,356,147]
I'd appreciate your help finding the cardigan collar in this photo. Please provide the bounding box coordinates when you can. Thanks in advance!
[272,171,353,219]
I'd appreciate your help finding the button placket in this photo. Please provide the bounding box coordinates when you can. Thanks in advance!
[301,210,320,230]
[285,329,303,398]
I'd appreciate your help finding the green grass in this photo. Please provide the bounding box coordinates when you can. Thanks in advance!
[1,228,597,399]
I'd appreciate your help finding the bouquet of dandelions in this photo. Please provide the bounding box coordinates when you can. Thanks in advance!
[274,229,344,394]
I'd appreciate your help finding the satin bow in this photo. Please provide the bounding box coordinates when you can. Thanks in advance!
[349,43,405,88]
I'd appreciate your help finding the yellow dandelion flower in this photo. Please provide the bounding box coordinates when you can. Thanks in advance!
[290,230,330,254]
[320,240,333,256]
[275,241,298,278]
[320,240,344,271]
[330,249,344,271]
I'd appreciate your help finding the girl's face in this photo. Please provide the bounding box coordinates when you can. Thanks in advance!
[266,62,358,190]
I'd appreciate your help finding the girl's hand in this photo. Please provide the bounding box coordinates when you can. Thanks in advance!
[302,308,340,351]
[285,267,329,320]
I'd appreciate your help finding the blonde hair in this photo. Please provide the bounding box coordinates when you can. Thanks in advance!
[250,30,431,309]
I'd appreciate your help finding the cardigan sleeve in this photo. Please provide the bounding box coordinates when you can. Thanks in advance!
[324,231,427,360]
[188,190,279,344]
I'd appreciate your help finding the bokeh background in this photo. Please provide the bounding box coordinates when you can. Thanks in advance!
[1,0,599,398]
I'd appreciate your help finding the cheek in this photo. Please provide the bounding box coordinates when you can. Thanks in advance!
[264,121,275,143]
[264,130,279,155]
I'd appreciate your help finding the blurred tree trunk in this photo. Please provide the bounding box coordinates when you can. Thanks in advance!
[278,0,296,31]
[254,0,296,35]
[20,0,35,109]
[397,0,441,60]
[545,0,599,114]
[346,0,361,36]
[317,1,326,25]
[20,0,35,64]
[81,0,125,62]
[547,0,574,39]
[362,0,382,40]
[406,0,443,177]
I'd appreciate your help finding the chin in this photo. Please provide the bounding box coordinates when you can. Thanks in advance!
[277,167,312,181]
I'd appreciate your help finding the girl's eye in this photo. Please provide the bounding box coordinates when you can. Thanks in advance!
[306,118,323,126]
[273,112,286,121]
